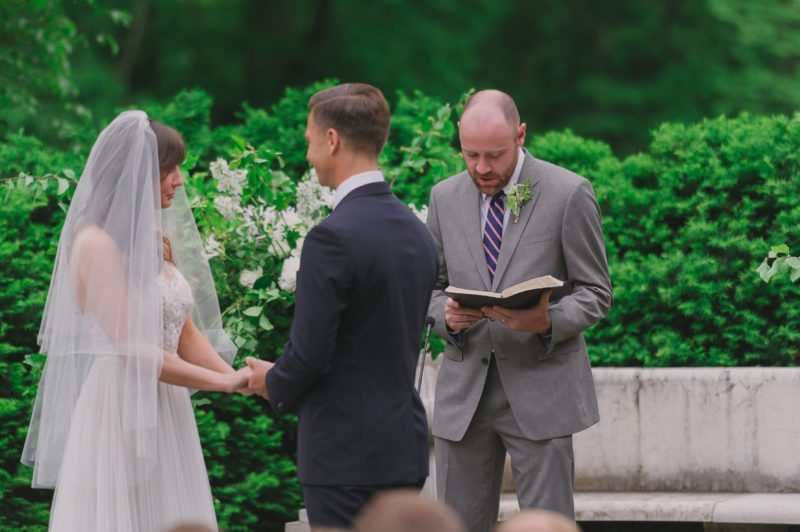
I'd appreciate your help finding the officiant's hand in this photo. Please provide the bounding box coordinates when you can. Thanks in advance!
[245,357,274,399]
[482,289,552,334]
[445,298,484,332]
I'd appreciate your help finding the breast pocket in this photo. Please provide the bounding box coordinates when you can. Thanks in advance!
[517,229,555,249]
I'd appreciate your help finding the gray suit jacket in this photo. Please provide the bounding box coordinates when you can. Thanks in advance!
[427,151,612,442]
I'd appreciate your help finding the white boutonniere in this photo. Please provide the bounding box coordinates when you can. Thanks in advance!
[507,181,533,223]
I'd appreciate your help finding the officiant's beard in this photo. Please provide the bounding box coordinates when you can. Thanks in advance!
[468,150,518,196]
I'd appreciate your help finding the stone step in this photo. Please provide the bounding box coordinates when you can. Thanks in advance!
[286,493,800,531]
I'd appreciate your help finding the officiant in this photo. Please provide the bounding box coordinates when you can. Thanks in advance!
[425,89,613,532]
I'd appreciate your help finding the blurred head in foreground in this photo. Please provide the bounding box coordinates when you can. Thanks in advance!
[495,509,581,532]
[353,490,465,532]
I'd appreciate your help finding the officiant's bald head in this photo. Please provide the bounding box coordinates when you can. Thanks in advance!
[461,89,521,132]
[457,89,526,195]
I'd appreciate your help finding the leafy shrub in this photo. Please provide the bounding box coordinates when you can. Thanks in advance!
[537,115,800,367]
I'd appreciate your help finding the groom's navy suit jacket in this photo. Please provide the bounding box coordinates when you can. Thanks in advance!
[266,181,438,486]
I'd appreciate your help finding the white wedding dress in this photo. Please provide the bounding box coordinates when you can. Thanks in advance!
[49,262,218,531]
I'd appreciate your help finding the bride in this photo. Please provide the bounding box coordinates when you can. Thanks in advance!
[21,111,251,531]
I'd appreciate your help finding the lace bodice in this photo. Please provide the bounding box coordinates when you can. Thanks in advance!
[159,262,193,354]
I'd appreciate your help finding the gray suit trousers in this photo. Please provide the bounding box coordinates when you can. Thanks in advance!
[435,356,575,532]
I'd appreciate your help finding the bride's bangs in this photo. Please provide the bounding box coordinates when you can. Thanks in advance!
[149,120,186,178]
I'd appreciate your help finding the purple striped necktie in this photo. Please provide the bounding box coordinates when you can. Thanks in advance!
[483,191,505,283]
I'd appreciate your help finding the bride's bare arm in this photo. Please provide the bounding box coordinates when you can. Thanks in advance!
[159,352,249,392]
[177,316,234,374]
[72,228,249,392]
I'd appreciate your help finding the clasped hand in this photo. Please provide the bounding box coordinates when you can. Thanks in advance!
[444,289,552,334]
[220,366,255,395]
[242,357,273,399]
[221,358,274,399]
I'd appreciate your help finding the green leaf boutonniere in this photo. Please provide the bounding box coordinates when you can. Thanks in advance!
[507,181,533,223]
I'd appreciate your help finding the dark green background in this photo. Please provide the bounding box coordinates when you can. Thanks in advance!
[5,0,800,153]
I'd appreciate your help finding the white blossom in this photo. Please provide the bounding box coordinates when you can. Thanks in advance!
[210,158,247,197]
[203,234,223,260]
[260,205,281,233]
[239,267,263,289]
[213,195,241,219]
[408,204,428,224]
[296,169,335,226]
[276,207,303,234]
[278,255,301,293]
[238,204,269,240]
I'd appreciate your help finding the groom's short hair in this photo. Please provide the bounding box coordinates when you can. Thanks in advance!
[309,83,390,157]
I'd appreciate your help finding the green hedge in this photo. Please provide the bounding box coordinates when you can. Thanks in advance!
[2,85,799,530]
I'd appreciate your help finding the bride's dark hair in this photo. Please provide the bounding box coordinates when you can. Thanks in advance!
[149,120,186,178]
[149,120,186,264]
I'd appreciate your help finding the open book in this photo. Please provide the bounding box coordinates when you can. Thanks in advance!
[445,275,564,309]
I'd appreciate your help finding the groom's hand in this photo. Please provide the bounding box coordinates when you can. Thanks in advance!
[245,357,274,399]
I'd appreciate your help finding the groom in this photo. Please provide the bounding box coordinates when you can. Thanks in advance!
[247,83,438,529]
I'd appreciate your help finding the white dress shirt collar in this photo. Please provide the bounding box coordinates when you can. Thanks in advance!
[333,170,385,209]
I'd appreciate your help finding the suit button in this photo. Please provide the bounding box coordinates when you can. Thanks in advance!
[481,358,489,366]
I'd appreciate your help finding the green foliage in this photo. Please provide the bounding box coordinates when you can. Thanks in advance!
[566,114,800,367]
[232,80,339,179]
[0,0,126,141]
[485,0,800,152]
[383,90,468,207]
[519,118,800,366]
[0,186,67,530]
[0,1,79,130]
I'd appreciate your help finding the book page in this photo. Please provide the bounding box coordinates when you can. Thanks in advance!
[500,275,563,297]
[444,286,500,298]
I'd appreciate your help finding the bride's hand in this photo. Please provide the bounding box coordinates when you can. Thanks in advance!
[221,367,252,393]
[236,384,255,396]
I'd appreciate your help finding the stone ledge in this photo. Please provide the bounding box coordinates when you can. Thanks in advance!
[712,493,800,524]
[497,493,800,524]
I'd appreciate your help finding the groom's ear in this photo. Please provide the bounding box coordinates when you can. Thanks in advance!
[326,128,341,155]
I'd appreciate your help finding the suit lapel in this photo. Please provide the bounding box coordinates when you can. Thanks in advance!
[492,155,540,291]
[459,179,492,291]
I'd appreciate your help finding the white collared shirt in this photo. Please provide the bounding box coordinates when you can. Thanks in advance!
[480,148,525,232]
[333,170,385,210]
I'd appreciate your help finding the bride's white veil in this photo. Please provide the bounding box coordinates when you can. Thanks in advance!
[21,110,235,489]
[163,186,237,365]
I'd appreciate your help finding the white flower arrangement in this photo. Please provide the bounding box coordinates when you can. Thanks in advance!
[207,159,335,294]
[207,158,431,295]
[239,267,263,289]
